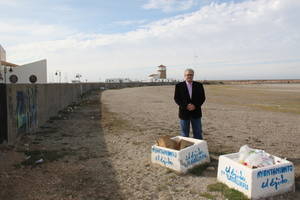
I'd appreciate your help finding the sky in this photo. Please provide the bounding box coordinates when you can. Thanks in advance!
[0,0,299,82]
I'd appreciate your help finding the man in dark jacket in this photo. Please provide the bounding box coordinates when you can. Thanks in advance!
[174,69,206,139]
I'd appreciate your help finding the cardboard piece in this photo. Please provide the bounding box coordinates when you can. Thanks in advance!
[179,139,194,150]
[156,136,179,150]
[155,136,194,150]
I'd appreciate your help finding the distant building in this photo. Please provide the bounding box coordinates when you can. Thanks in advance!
[157,65,166,79]
[148,64,167,82]
[105,78,131,83]
[0,45,47,84]
[148,73,159,79]
[0,45,6,61]
[71,80,81,83]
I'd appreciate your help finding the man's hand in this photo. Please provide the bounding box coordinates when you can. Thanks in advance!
[187,103,196,111]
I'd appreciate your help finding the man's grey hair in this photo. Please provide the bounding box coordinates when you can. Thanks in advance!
[184,68,194,74]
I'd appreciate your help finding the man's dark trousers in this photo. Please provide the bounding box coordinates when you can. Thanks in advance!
[180,118,203,139]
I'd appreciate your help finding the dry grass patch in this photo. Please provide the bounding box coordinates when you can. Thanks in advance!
[205,85,300,114]
[199,192,216,199]
[207,182,249,200]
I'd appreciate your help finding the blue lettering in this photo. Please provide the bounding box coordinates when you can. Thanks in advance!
[181,148,207,168]
[261,175,288,190]
[155,154,173,166]
[261,178,269,189]
[257,165,293,178]
[221,166,248,190]
[152,147,177,158]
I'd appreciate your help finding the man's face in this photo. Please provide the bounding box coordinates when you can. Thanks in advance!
[184,71,194,82]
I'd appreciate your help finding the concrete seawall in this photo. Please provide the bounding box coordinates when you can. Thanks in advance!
[0,82,175,145]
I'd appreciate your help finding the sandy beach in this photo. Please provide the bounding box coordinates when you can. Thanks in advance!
[0,84,299,200]
[101,84,300,199]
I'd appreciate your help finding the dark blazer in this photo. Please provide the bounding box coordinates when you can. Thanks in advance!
[174,81,206,120]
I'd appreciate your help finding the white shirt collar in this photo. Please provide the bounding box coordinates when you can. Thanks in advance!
[185,80,193,85]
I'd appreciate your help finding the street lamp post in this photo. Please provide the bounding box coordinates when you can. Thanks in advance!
[3,66,7,84]
[55,70,62,83]
[75,73,82,82]
[2,66,13,84]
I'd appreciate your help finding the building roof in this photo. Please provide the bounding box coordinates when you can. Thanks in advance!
[149,73,159,77]
[0,60,19,67]
[158,64,166,68]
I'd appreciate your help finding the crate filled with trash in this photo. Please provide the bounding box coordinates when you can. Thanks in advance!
[151,136,210,173]
[217,145,295,199]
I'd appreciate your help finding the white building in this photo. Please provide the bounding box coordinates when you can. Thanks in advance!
[157,65,166,79]
[148,64,168,82]
[105,78,131,83]
[0,45,6,61]
[0,45,47,84]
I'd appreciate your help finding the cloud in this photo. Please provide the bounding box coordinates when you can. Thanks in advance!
[143,0,198,12]
[0,0,20,6]
[113,20,148,26]
[0,20,76,47]
[3,0,300,81]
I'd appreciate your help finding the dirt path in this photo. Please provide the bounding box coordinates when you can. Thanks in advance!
[0,91,122,200]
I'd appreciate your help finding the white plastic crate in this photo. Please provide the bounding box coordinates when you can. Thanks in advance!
[217,153,295,199]
[151,136,210,173]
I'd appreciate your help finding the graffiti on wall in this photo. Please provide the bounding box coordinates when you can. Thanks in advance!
[16,88,37,134]
[0,84,8,143]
